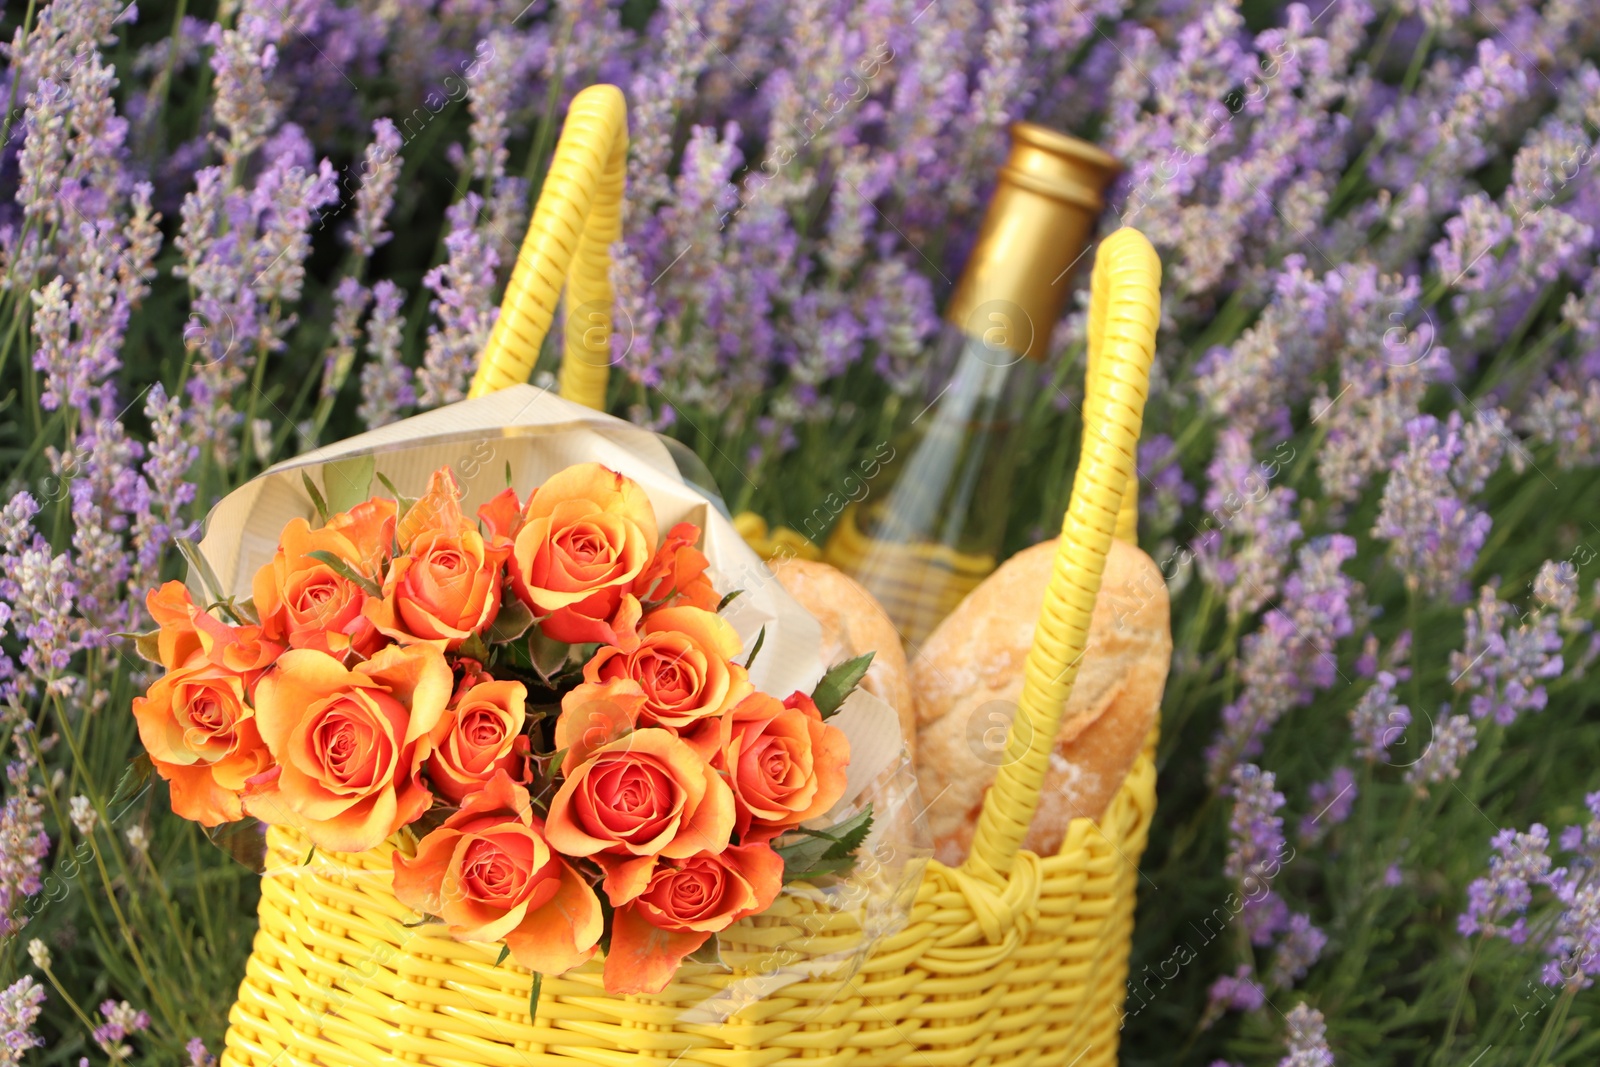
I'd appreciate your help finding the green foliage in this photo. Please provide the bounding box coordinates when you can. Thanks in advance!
[810,652,875,719]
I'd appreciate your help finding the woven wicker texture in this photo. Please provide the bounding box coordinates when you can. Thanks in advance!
[219,87,1165,1067]
[467,84,626,407]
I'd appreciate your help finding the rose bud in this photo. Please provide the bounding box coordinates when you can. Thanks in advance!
[426,679,530,805]
[510,463,659,645]
[544,727,734,861]
[721,692,850,842]
[631,523,719,612]
[246,643,451,853]
[392,771,602,975]
[476,486,524,556]
[601,844,783,995]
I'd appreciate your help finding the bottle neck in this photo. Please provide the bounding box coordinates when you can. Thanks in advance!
[943,125,1118,362]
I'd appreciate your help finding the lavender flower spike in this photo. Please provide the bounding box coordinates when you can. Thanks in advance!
[1349,672,1411,763]
[1404,711,1478,795]
[349,119,403,259]
[1279,1002,1334,1067]
[1226,763,1290,945]
[1458,824,1554,944]
[1450,583,1563,727]
[0,977,46,1065]
[357,281,414,430]
[1270,913,1328,990]
[1373,414,1499,601]
[1544,877,1600,989]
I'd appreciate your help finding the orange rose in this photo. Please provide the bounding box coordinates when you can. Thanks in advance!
[146,582,283,685]
[252,497,395,657]
[631,523,719,612]
[426,679,529,805]
[584,606,752,732]
[132,654,271,826]
[553,678,649,771]
[601,844,784,995]
[510,463,659,645]
[476,486,523,556]
[195,620,282,683]
[146,581,203,670]
[392,771,602,975]
[246,643,450,852]
[366,470,506,649]
[325,496,399,572]
[544,727,734,861]
[721,692,849,842]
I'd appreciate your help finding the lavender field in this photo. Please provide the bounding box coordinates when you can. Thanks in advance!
[3,0,1600,1064]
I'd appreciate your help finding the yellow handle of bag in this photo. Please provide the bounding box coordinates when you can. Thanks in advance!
[960,227,1161,885]
[470,83,628,407]
[468,87,1161,888]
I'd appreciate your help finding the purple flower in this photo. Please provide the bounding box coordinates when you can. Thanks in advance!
[357,281,414,430]
[417,194,500,407]
[92,999,150,1059]
[0,977,46,1065]
[1459,825,1554,943]
[1193,429,1302,622]
[1270,912,1327,989]
[1349,672,1411,763]
[186,1037,216,1067]
[349,118,402,258]
[207,9,282,166]
[318,277,372,411]
[1373,413,1500,601]
[861,257,940,397]
[1405,711,1478,795]
[0,785,49,938]
[1209,537,1360,779]
[130,385,199,596]
[1533,559,1583,625]
[1558,792,1600,865]
[1226,764,1289,944]
[1521,379,1600,469]
[0,493,79,697]
[250,154,340,306]
[1279,1002,1334,1067]
[1543,878,1600,989]
[1301,767,1356,843]
[1139,433,1197,536]
[1449,582,1563,727]
[1207,964,1266,1015]
[467,31,521,184]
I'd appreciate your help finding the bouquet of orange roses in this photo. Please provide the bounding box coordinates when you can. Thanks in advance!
[130,461,875,996]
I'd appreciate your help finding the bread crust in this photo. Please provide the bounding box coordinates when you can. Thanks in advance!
[912,538,1171,866]
[770,557,916,757]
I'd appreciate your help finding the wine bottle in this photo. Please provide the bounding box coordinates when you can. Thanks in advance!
[825,122,1119,648]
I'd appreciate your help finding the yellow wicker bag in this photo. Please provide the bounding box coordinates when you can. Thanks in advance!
[219,84,1163,1067]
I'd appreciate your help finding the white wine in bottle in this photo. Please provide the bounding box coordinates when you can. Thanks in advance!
[825,123,1119,648]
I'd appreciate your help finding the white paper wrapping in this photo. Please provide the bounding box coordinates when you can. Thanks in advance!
[198,385,828,694]
[196,385,907,813]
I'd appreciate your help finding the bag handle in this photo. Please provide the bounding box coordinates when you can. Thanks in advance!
[961,227,1161,886]
[469,84,627,409]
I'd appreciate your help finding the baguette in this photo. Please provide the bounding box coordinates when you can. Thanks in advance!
[913,537,1170,865]
[771,558,916,757]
